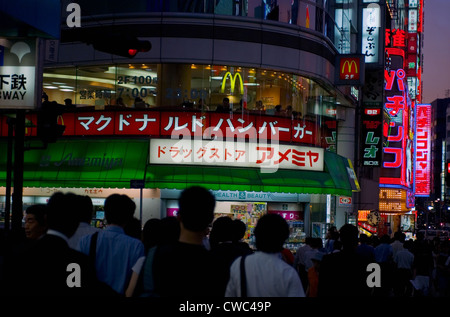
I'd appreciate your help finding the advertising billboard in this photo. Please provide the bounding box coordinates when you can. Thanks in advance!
[414,104,431,196]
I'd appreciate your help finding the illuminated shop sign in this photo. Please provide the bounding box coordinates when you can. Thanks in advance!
[379,188,412,213]
[414,104,431,196]
[407,33,418,54]
[0,38,39,109]
[407,77,417,100]
[1,111,336,148]
[358,210,370,221]
[221,72,244,94]
[385,29,406,48]
[149,139,324,172]
[409,9,418,32]
[409,0,418,7]
[338,196,352,206]
[335,55,365,86]
[380,49,414,189]
[362,4,380,64]
[361,107,383,166]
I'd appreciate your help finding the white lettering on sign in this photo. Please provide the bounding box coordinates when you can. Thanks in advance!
[0,67,35,108]
[66,3,81,28]
[149,139,324,173]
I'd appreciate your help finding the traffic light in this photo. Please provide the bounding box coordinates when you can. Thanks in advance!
[37,101,66,144]
[446,160,450,187]
[91,34,151,58]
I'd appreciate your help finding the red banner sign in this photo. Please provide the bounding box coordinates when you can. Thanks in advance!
[0,111,335,148]
[415,104,431,196]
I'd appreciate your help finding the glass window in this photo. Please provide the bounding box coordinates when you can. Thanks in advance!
[43,63,343,151]
[42,67,77,107]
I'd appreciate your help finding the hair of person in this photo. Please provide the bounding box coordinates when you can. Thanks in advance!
[209,216,234,248]
[254,213,289,253]
[124,217,142,240]
[77,195,94,223]
[158,216,180,246]
[403,239,414,251]
[25,204,47,226]
[177,186,215,232]
[142,218,162,250]
[359,233,370,244]
[232,219,247,242]
[311,237,323,249]
[46,192,80,238]
[304,236,314,245]
[338,224,359,249]
[380,234,391,244]
[104,194,136,226]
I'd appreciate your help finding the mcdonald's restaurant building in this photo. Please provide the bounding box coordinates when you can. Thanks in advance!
[0,2,361,251]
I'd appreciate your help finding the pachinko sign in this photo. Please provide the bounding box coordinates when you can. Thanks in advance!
[414,104,431,196]
[380,49,414,189]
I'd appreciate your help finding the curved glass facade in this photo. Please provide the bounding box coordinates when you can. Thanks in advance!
[73,0,356,53]
[43,63,348,118]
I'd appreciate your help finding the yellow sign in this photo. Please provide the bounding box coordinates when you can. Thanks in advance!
[221,72,244,94]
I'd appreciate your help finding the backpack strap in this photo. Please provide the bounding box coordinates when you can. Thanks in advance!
[143,247,157,294]
[89,231,99,267]
[240,254,248,298]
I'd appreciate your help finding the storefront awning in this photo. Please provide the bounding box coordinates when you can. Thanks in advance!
[0,139,148,188]
[145,151,358,196]
[0,139,358,195]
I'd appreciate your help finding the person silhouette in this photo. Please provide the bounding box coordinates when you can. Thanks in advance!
[150,186,221,297]
[225,213,305,297]
[318,224,373,297]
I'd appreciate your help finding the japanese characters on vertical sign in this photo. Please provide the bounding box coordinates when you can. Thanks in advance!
[380,50,414,190]
[385,29,406,49]
[362,4,380,64]
[149,139,324,172]
[0,38,39,109]
[408,9,418,32]
[361,108,383,166]
[414,104,431,196]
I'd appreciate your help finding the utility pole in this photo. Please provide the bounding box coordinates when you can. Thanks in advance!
[11,110,25,233]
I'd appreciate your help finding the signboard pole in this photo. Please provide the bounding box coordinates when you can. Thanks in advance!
[11,110,25,233]
[4,118,14,232]
[140,187,143,226]
[130,179,145,225]
[353,86,362,216]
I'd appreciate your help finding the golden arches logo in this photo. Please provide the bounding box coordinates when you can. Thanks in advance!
[340,58,360,80]
[220,72,244,94]
[57,114,65,126]
[342,60,358,74]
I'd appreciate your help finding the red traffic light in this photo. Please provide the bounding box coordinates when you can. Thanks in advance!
[91,35,151,58]
[128,49,138,57]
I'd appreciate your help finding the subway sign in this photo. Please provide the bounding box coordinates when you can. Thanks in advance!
[335,55,365,86]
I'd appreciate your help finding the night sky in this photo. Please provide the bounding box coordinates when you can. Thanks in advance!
[422,0,450,103]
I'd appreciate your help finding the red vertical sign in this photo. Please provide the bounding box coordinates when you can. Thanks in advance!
[415,104,431,196]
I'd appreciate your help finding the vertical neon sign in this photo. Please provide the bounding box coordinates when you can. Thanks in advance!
[415,104,431,196]
[380,48,414,189]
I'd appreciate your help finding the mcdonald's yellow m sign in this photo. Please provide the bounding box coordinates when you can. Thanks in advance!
[339,58,360,80]
[221,72,244,94]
